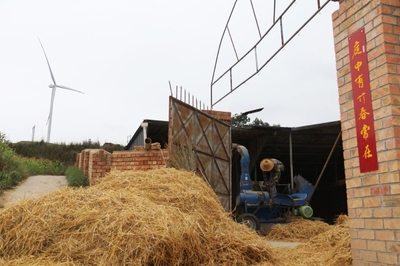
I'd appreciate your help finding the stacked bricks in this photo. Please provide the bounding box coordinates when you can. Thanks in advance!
[333,0,400,265]
[76,154,81,170]
[111,150,168,171]
[88,149,111,185]
[202,110,231,123]
[76,149,91,178]
[76,149,169,185]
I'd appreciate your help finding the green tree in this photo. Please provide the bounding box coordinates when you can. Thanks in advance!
[230,115,279,127]
[230,114,251,127]
[252,118,269,126]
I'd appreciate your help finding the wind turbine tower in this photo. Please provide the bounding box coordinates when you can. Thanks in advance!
[38,39,84,143]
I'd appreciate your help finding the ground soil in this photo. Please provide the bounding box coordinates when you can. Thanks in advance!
[0,175,68,208]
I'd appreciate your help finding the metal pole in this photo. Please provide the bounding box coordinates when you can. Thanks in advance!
[32,125,35,142]
[309,130,342,201]
[47,87,56,143]
[289,130,294,189]
[169,81,173,96]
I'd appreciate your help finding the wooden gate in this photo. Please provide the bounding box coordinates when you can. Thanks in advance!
[168,97,232,211]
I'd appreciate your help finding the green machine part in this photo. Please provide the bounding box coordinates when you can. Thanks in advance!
[298,206,313,218]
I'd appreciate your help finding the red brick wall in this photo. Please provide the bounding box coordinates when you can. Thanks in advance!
[111,150,168,171]
[333,0,400,265]
[201,110,231,123]
[76,149,168,185]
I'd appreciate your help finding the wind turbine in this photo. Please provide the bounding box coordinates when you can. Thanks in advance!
[38,38,84,143]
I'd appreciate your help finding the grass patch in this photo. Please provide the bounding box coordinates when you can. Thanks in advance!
[65,166,89,187]
[21,158,65,176]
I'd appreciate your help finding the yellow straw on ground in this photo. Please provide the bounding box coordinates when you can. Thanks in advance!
[0,168,276,265]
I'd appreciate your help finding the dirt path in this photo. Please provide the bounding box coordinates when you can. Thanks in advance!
[0,175,68,208]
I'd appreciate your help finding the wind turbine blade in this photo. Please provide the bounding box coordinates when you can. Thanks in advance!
[56,85,84,94]
[38,38,57,85]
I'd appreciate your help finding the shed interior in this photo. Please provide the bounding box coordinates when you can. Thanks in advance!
[231,121,347,223]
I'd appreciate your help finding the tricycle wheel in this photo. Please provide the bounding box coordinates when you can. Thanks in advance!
[236,213,260,231]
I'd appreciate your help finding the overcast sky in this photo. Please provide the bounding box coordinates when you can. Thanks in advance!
[0,0,340,145]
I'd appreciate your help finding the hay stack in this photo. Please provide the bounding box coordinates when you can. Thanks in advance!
[264,217,331,242]
[0,168,276,265]
[265,215,352,266]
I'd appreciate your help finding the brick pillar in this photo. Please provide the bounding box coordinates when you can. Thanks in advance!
[75,153,81,168]
[83,149,91,178]
[88,149,111,185]
[333,0,400,265]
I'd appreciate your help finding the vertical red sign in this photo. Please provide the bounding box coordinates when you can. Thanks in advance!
[348,28,378,173]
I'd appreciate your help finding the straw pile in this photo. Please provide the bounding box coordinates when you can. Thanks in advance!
[264,215,352,266]
[0,168,276,265]
[264,217,331,242]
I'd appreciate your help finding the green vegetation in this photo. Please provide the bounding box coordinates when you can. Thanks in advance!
[65,166,89,187]
[0,133,27,190]
[0,132,123,193]
[9,140,124,167]
[0,133,66,192]
[21,158,66,176]
[230,114,252,127]
[230,114,280,127]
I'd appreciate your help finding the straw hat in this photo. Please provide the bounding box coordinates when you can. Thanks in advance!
[260,158,274,172]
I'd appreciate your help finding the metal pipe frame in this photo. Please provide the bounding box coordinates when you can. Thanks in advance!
[210,0,332,108]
